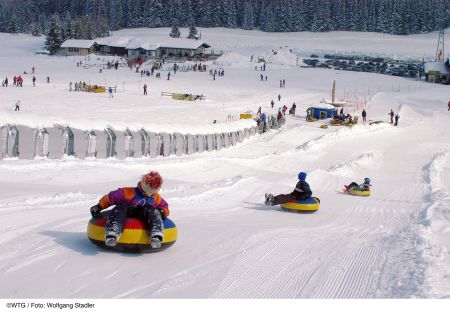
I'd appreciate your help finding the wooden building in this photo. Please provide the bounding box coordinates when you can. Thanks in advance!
[60,40,99,56]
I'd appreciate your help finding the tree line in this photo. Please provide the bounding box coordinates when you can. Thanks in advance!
[1,0,448,40]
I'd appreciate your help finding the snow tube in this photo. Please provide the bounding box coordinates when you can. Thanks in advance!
[87,210,177,253]
[320,125,328,129]
[348,189,371,197]
[280,197,320,212]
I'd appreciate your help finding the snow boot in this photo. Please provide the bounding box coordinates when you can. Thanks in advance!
[150,236,162,249]
[265,193,274,206]
[105,235,118,247]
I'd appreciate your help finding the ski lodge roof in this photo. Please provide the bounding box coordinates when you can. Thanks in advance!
[96,37,210,51]
[60,40,97,49]
[424,61,450,74]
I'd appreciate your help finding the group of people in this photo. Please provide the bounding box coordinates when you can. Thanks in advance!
[70,81,88,92]
[12,75,24,87]
[265,172,372,206]
[279,79,286,88]
[388,109,400,126]
[91,169,371,250]
[210,68,224,80]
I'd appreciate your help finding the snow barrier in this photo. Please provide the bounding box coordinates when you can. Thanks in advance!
[0,124,258,160]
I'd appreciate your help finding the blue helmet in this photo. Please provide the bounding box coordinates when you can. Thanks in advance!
[364,177,370,184]
[298,172,307,181]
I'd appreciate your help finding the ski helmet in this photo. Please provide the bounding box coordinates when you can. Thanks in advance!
[298,172,307,181]
[364,177,370,184]
[140,171,163,196]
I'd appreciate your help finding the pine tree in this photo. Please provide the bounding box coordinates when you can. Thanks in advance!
[31,23,42,36]
[241,1,255,30]
[169,25,181,38]
[187,24,198,38]
[45,15,63,54]
[9,15,18,33]
[64,13,75,40]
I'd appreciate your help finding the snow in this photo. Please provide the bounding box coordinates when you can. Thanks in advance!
[0,27,450,303]
[60,40,97,49]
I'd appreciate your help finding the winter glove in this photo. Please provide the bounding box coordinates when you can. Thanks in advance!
[90,204,102,218]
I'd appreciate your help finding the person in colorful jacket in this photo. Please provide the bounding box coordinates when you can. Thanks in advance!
[90,171,169,249]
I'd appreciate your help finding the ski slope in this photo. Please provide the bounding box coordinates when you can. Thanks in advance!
[0,28,449,299]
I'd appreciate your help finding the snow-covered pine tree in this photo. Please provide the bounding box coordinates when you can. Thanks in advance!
[241,1,255,30]
[187,25,198,38]
[222,0,238,28]
[45,15,63,54]
[170,25,181,38]
[108,0,123,30]
[9,15,18,33]
[64,13,75,40]
[144,0,162,28]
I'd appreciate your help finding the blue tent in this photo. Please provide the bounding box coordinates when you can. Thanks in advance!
[307,107,337,120]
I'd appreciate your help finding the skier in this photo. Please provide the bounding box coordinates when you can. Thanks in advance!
[32,76,36,87]
[265,172,312,206]
[143,84,147,95]
[90,171,169,249]
[362,109,367,123]
[271,100,275,108]
[388,109,394,123]
[14,100,21,111]
[394,114,400,126]
[167,72,171,80]
[344,178,371,193]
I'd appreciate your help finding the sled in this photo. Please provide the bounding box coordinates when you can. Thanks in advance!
[280,197,320,212]
[87,210,177,253]
[343,187,371,197]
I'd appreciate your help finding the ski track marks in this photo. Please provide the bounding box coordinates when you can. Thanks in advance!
[210,229,384,298]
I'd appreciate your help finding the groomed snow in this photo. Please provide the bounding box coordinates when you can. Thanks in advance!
[0,28,449,299]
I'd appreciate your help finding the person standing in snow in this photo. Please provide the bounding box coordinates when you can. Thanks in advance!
[388,109,394,123]
[447,100,450,111]
[167,72,171,80]
[271,100,275,108]
[108,86,113,98]
[278,94,281,102]
[394,114,400,126]
[4,77,8,87]
[46,76,50,83]
[265,172,313,206]
[362,109,367,123]
[90,171,169,249]
[32,76,36,87]
[14,100,21,111]
[257,106,262,115]
[143,84,147,95]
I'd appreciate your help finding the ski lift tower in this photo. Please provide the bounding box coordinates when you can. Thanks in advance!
[435,29,445,62]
